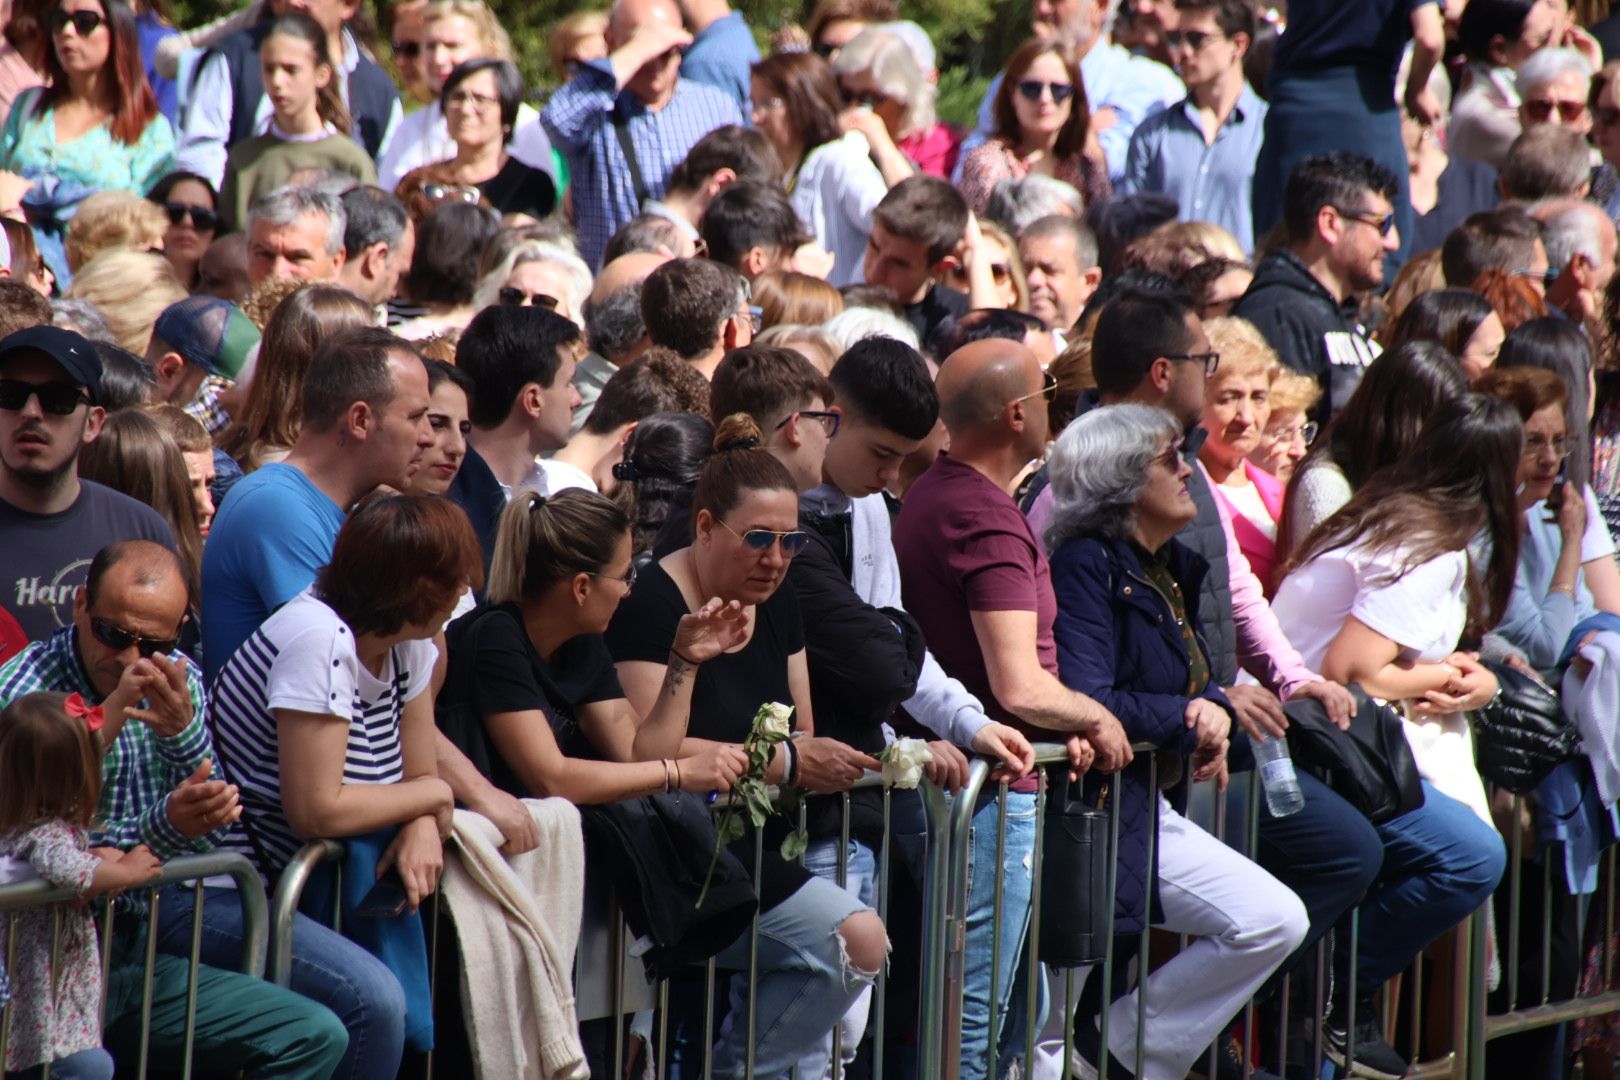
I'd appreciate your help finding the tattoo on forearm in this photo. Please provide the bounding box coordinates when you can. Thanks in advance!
[665,654,690,696]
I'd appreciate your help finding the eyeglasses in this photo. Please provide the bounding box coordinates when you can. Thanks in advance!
[0,379,88,414]
[751,95,785,114]
[717,518,811,557]
[591,562,637,589]
[735,305,764,333]
[1331,205,1396,237]
[774,408,841,437]
[1164,351,1221,376]
[89,616,179,659]
[422,183,481,204]
[446,89,500,112]
[1010,371,1059,406]
[1164,28,1226,50]
[498,286,559,308]
[1261,420,1318,446]
[392,40,421,58]
[48,9,103,36]
[1524,434,1572,458]
[1015,79,1076,105]
[1523,97,1587,123]
[162,201,219,232]
[1511,266,1559,288]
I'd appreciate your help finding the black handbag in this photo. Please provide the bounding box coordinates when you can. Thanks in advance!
[1284,686,1425,824]
[1472,660,1582,795]
[1037,770,1113,968]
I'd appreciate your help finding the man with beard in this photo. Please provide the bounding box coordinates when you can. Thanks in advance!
[0,327,174,655]
[1234,151,1397,418]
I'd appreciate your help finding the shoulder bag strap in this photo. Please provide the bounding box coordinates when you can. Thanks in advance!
[611,104,651,209]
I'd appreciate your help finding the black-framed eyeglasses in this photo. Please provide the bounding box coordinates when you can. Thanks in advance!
[590,562,637,589]
[1015,79,1076,105]
[1331,205,1396,237]
[1164,351,1221,376]
[1165,28,1226,50]
[775,409,841,437]
[717,518,811,557]
[0,379,89,415]
[48,9,103,36]
[89,616,179,659]
[498,287,559,309]
[1010,371,1059,406]
[162,201,219,232]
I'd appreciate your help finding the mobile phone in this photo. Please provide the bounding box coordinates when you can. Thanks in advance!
[1545,460,1568,521]
[356,869,410,918]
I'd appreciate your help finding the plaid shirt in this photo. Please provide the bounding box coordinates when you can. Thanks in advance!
[0,627,221,858]
[183,375,233,437]
[541,60,743,269]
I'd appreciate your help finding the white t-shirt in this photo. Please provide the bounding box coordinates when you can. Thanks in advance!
[1221,477,1277,543]
[211,590,437,880]
[1271,541,1470,674]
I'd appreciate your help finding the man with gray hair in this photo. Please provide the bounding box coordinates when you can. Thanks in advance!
[1017,215,1102,341]
[983,175,1085,235]
[1500,125,1594,202]
[1532,197,1618,337]
[245,187,347,286]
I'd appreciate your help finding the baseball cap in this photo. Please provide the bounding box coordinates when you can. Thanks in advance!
[152,295,261,380]
[0,325,101,403]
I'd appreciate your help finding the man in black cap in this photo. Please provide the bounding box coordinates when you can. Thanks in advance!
[0,326,175,652]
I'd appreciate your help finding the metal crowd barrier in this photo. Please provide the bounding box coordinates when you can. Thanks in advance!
[0,851,267,1080]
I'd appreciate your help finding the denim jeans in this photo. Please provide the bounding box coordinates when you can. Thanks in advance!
[5,1048,113,1080]
[152,885,407,1080]
[707,874,875,1080]
[803,837,879,1073]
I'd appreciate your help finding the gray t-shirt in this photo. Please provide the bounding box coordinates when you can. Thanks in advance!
[0,480,176,643]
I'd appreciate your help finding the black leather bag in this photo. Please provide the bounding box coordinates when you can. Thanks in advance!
[1037,770,1113,968]
[1284,686,1425,825]
[1472,660,1582,794]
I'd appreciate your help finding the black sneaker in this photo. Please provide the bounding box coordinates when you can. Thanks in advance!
[1321,996,1409,1080]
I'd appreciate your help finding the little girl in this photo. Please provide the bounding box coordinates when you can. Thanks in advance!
[0,691,162,1080]
[217,10,378,231]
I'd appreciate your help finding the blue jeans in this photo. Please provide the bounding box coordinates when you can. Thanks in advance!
[152,885,406,1080]
[894,786,1042,1080]
[5,1048,113,1080]
[803,837,879,1070]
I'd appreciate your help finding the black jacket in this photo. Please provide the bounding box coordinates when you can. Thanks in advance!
[1232,250,1378,419]
[445,445,506,581]
[1178,467,1238,688]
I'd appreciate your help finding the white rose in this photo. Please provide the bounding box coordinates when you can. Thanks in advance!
[756,702,794,740]
[882,738,933,789]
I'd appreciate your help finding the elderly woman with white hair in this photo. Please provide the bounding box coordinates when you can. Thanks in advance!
[1449,0,1575,168]
[471,238,591,322]
[1044,402,1306,1079]
[830,25,962,178]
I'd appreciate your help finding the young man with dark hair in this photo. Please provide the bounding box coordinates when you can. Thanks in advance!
[698,181,814,277]
[639,257,753,378]
[647,124,781,242]
[337,185,415,309]
[1441,205,1550,291]
[863,175,980,342]
[1233,151,1398,417]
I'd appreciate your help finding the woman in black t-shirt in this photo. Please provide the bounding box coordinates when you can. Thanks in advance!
[605,415,888,1080]
[437,488,751,804]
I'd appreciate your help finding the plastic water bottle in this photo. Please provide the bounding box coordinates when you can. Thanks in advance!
[1252,733,1305,817]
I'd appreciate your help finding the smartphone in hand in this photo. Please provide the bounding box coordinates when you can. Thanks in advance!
[356,868,410,918]
[1545,460,1568,522]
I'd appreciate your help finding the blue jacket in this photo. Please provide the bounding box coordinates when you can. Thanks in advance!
[1050,533,1233,934]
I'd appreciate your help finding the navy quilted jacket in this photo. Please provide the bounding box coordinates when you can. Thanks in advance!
[1050,533,1234,934]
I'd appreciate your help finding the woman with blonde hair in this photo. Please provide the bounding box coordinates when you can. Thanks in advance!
[830,25,961,178]
[64,188,166,272]
[754,324,842,373]
[753,269,844,330]
[217,283,373,471]
[1252,370,1322,484]
[64,248,184,354]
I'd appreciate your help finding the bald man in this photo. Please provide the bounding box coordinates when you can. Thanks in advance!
[574,251,671,433]
[893,339,1130,1078]
[542,0,745,269]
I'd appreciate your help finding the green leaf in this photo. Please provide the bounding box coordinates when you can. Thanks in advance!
[779,829,809,861]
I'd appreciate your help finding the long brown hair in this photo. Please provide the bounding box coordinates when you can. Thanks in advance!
[751,51,844,155]
[992,38,1091,161]
[78,409,203,599]
[40,0,158,145]
[1283,394,1524,639]
[0,692,102,832]
[262,11,353,135]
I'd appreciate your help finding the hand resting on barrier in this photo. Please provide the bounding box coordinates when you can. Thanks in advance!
[88,844,162,898]
[794,736,883,793]
[969,721,1037,782]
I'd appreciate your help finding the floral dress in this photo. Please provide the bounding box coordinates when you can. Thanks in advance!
[0,820,103,1071]
[956,136,1112,215]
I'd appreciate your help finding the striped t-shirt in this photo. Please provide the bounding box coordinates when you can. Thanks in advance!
[210,590,436,880]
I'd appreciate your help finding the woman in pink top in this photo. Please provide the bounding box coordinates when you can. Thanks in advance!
[1200,317,1288,595]
[957,37,1110,214]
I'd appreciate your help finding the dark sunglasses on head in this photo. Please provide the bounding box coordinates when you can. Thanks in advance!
[90,616,179,659]
[422,183,481,204]
[1015,79,1076,105]
[1523,97,1586,123]
[392,40,421,58]
[0,378,89,414]
[48,9,103,35]
[718,518,811,556]
[162,201,218,231]
[498,287,559,308]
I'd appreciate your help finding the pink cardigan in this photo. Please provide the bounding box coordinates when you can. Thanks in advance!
[1210,461,1286,597]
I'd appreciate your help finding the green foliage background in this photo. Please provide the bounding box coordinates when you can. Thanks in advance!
[162,0,1032,127]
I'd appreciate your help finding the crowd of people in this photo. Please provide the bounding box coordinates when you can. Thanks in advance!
[7,0,1620,1077]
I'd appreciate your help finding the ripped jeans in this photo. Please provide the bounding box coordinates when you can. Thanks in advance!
[708,874,877,1080]
[802,838,879,1073]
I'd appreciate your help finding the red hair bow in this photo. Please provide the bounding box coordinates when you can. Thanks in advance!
[64,692,104,733]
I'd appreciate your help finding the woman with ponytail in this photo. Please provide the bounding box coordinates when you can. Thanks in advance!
[604,413,889,1079]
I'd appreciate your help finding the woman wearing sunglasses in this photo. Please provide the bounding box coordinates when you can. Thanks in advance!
[957,38,1110,217]
[0,0,174,283]
[146,169,217,291]
[605,413,889,1078]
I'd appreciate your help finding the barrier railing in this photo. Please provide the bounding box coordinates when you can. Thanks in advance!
[0,851,267,1080]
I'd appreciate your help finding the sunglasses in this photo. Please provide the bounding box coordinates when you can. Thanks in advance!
[162,201,218,231]
[392,39,421,58]
[1015,79,1076,105]
[0,378,89,414]
[1164,28,1226,50]
[1164,351,1221,376]
[774,408,841,437]
[48,9,103,35]
[90,615,179,659]
[498,287,559,308]
[1331,205,1396,237]
[1010,370,1058,406]
[717,518,811,556]
[1523,97,1586,123]
[422,183,481,204]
